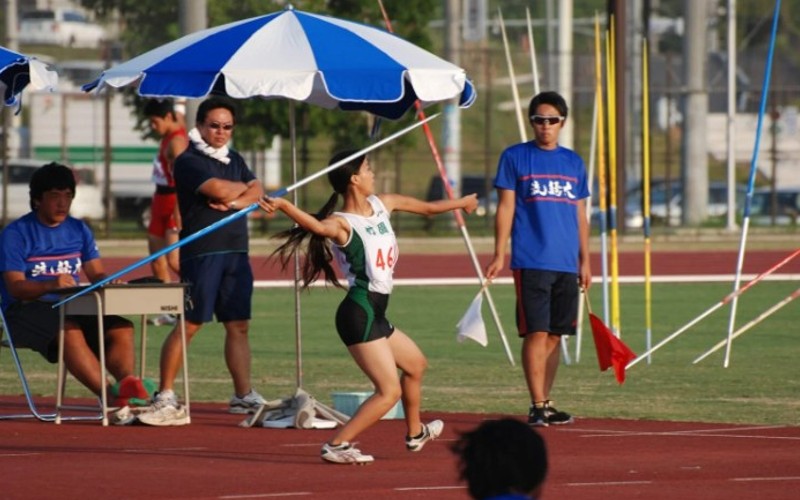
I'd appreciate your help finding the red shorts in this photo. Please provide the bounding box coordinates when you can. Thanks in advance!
[148,192,178,237]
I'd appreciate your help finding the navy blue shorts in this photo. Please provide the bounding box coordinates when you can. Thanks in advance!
[512,269,579,337]
[181,253,253,323]
[335,288,394,346]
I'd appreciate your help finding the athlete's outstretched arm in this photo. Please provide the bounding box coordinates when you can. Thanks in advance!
[379,193,478,216]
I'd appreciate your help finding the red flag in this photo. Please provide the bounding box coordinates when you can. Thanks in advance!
[588,312,637,384]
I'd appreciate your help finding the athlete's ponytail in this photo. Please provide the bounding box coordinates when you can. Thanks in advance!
[271,150,366,289]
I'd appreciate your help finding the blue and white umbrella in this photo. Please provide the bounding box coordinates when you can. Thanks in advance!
[84,6,475,120]
[0,45,58,107]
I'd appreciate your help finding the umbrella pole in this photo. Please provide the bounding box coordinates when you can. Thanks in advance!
[290,101,303,390]
[255,100,349,429]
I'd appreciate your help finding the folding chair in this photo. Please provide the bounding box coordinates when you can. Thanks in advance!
[0,306,57,421]
[0,306,101,423]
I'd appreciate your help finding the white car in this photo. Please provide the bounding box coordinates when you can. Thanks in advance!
[18,9,107,49]
[0,159,105,222]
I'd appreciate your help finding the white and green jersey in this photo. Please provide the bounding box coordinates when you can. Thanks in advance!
[332,195,398,295]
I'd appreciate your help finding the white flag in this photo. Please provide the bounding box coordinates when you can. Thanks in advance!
[456,291,488,347]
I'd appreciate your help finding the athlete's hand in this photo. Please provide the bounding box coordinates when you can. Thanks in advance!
[258,196,286,214]
[484,254,505,280]
[461,193,479,215]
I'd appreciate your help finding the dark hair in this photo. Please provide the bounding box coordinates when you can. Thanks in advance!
[271,150,367,289]
[29,162,75,211]
[528,91,568,123]
[196,96,237,125]
[451,418,548,499]
[143,98,176,119]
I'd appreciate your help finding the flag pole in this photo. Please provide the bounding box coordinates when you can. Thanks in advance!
[642,37,653,363]
[606,16,622,337]
[593,13,610,327]
[54,113,439,309]
[377,0,514,365]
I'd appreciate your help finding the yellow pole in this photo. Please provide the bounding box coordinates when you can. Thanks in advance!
[642,38,653,362]
[606,16,622,336]
[594,13,610,323]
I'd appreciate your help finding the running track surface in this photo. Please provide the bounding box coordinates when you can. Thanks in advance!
[2,400,799,500]
[3,249,799,499]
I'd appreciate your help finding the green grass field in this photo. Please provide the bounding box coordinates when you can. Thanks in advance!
[2,281,797,426]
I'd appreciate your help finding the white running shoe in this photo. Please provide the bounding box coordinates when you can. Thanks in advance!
[229,389,267,414]
[320,442,374,464]
[148,314,177,326]
[110,405,136,426]
[405,419,444,452]
[137,389,189,426]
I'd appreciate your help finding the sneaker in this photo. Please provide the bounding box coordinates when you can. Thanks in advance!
[148,314,177,326]
[528,404,549,427]
[229,389,267,414]
[110,405,137,426]
[545,400,574,425]
[405,419,444,452]
[137,390,189,426]
[321,442,374,464]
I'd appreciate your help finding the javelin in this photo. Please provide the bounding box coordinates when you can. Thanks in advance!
[693,286,800,365]
[626,248,800,369]
[53,113,439,309]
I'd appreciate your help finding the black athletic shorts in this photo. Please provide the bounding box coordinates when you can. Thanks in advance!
[4,300,131,363]
[335,288,395,346]
[513,269,579,337]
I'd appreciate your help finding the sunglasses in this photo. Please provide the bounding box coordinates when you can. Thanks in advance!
[206,122,234,131]
[531,115,565,126]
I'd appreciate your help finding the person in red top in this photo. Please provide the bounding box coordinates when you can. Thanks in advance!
[143,99,189,326]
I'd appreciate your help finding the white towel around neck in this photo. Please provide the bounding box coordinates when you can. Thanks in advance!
[188,127,230,165]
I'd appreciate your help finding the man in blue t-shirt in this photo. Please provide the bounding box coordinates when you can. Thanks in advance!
[0,163,140,404]
[485,91,592,427]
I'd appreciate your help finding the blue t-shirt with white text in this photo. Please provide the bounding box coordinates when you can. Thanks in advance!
[494,141,589,273]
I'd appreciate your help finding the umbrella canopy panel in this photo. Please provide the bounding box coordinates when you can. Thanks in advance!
[84,8,475,120]
[0,46,58,106]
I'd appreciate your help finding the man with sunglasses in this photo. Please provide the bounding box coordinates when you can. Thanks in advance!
[485,91,592,427]
[138,97,267,426]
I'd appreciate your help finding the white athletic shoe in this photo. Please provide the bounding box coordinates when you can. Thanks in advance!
[321,442,374,464]
[148,313,177,326]
[229,389,267,414]
[405,419,444,452]
[137,389,189,426]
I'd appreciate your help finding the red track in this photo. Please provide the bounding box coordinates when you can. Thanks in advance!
[2,399,799,500]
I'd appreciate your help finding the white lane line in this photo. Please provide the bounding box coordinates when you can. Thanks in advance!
[567,481,653,487]
[395,486,466,492]
[219,493,311,498]
[731,476,800,482]
[0,453,40,457]
[577,431,800,441]
[122,447,209,452]
[254,274,799,288]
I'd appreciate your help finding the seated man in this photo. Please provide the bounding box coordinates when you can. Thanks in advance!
[0,162,147,407]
